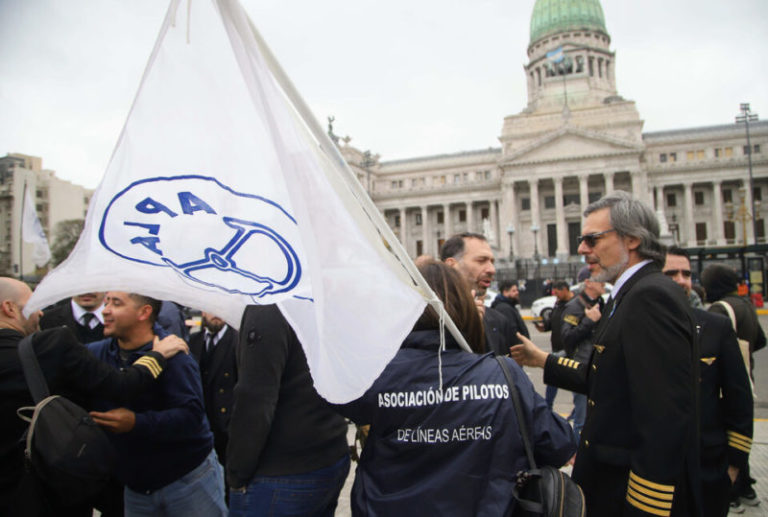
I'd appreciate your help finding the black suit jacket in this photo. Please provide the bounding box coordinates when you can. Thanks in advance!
[39,301,104,344]
[695,309,753,469]
[544,262,700,517]
[189,326,238,445]
[0,328,165,514]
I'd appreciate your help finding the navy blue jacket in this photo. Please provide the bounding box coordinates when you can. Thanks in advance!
[87,338,213,492]
[338,330,576,517]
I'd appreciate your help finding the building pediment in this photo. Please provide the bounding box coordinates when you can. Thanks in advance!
[501,127,644,166]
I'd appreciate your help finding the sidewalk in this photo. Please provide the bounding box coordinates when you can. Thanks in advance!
[745,419,768,515]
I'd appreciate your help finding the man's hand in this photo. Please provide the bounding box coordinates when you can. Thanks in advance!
[728,465,739,485]
[90,408,136,433]
[509,332,549,368]
[471,289,486,320]
[152,334,189,358]
[584,304,601,322]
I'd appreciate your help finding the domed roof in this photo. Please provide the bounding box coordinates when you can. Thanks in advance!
[529,0,608,44]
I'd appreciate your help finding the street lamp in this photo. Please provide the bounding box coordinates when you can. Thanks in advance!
[531,224,540,278]
[506,223,515,260]
[736,103,759,244]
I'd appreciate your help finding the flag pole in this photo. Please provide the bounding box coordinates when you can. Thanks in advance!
[19,180,26,281]
[244,17,473,354]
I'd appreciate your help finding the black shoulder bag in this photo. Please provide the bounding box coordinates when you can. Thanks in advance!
[16,334,117,505]
[495,356,586,517]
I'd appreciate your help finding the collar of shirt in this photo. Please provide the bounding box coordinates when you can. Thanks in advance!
[610,259,652,299]
[204,325,228,348]
[70,299,105,327]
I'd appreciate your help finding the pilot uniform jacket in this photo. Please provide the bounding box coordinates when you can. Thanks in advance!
[544,262,701,517]
[189,325,238,466]
[338,329,577,517]
[560,292,604,363]
[39,300,104,344]
[694,308,753,517]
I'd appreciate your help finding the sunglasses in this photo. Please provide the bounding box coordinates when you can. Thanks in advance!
[663,269,692,278]
[576,229,616,247]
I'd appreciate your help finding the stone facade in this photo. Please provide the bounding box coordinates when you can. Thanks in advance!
[342,1,768,270]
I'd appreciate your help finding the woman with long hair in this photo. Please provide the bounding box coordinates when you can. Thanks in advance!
[338,260,576,516]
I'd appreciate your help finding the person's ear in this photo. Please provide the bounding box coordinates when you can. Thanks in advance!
[0,300,17,318]
[624,235,641,252]
[137,304,153,323]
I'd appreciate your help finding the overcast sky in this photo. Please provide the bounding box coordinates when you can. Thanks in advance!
[1,0,766,189]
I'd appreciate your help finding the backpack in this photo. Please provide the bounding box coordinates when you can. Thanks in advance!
[16,334,118,506]
[496,356,586,517]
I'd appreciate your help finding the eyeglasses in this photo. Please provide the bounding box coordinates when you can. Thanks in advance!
[576,229,616,247]
[663,269,692,278]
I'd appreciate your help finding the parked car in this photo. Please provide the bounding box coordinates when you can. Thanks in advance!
[530,283,613,320]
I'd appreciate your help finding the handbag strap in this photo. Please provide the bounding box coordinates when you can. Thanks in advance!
[495,355,537,470]
[17,334,50,403]
[715,300,738,332]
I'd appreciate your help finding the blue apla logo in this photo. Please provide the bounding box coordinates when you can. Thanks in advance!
[99,175,302,298]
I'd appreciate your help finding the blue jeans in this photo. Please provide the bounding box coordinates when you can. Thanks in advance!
[572,392,587,438]
[124,449,227,517]
[229,454,350,517]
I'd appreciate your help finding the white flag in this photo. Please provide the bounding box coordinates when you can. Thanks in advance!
[26,0,428,403]
[22,187,51,268]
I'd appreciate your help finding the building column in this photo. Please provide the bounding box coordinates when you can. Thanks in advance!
[554,176,568,259]
[489,199,498,247]
[605,172,615,194]
[501,179,518,259]
[712,180,724,245]
[466,201,474,233]
[632,170,651,205]
[421,205,429,256]
[530,179,541,259]
[399,207,408,255]
[579,174,589,211]
[443,203,452,239]
[683,182,696,246]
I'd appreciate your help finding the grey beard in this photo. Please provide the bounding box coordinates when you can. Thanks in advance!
[592,250,629,283]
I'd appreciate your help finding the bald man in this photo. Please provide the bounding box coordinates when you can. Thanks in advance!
[0,278,187,516]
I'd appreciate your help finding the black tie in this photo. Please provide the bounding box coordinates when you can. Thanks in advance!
[201,333,215,373]
[81,312,95,329]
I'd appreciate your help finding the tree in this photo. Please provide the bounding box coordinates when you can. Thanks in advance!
[51,219,84,266]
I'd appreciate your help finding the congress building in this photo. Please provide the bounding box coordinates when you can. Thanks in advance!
[340,0,767,280]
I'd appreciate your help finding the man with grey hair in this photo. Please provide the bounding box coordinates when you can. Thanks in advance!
[511,191,700,517]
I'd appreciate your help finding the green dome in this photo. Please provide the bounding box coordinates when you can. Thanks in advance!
[529,0,607,44]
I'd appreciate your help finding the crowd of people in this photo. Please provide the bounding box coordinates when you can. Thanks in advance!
[0,190,764,517]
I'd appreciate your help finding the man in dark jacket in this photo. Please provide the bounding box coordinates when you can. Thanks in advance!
[560,276,604,437]
[226,304,349,516]
[189,312,238,475]
[512,191,700,517]
[441,232,519,356]
[0,278,186,517]
[39,292,105,344]
[533,280,573,409]
[491,280,530,339]
[665,249,753,517]
[702,263,764,512]
[88,291,226,516]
